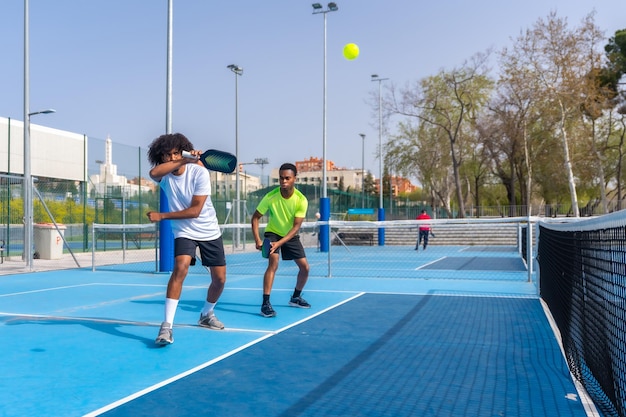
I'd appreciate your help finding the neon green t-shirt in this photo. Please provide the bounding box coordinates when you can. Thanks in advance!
[256,187,308,237]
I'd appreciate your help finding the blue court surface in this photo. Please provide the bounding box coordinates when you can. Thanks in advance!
[0,246,595,416]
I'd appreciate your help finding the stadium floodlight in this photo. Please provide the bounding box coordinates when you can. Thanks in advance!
[23,107,56,269]
[254,158,269,187]
[22,0,56,265]
[227,64,243,248]
[312,1,338,253]
[29,109,56,116]
[227,64,243,76]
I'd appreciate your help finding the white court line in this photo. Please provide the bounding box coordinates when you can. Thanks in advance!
[0,312,274,334]
[0,312,158,327]
[540,299,600,417]
[1,283,167,315]
[0,282,172,298]
[0,283,104,297]
[452,246,470,252]
[83,292,366,417]
[415,257,447,270]
[1,282,230,300]
[2,284,363,322]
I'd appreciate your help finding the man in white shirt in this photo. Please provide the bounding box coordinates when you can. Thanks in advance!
[147,133,227,346]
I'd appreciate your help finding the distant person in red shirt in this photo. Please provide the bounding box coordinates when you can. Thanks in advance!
[416,210,432,250]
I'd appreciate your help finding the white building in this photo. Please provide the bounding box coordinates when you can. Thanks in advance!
[1,117,268,202]
[269,167,370,192]
[211,169,263,198]
[89,136,152,197]
[1,116,85,181]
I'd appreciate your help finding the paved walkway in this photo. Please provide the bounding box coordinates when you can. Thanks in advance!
[0,243,256,276]
[0,252,91,275]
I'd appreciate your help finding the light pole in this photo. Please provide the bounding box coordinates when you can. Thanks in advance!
[240,158,269,188]
[25,0,58,270]
[159,0,174,273]
[254,157,269,187]
[227,64,243,247]
[371,74,388,245]
[359,133,365,208]
[312,2,338,253]
[23,108,56,269]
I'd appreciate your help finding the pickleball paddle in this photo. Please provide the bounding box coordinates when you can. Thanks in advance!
[182,149,237,173]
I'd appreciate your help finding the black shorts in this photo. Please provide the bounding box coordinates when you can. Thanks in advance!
[264,232,306,261]
[174,237,226,267]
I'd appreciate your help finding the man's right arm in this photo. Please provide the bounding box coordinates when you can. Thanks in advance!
[149,160,184,182]
[149,157,199,182]
[251,210,263,249]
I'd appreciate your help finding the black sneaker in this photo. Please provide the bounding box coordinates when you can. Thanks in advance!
[261,303,276,318]
[289,296,311,309]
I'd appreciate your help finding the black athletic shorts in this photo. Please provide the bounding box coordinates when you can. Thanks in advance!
[174,236,226,266]
[264,232,306,261]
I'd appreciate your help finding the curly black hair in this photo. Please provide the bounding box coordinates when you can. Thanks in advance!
[147,133,194,166]
[279,163,297,175]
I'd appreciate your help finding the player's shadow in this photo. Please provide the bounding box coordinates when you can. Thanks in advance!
[3,315,160,348]
[132,299,263,317]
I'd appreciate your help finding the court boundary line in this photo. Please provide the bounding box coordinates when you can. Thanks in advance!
[0,283,108,297]
[277,292,437,416]
[541,299,600,417]
[0,313,275,334]
[415,257,447,269]
[83,292,366,417]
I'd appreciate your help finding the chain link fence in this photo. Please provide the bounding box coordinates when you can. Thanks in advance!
[1,129,604,268]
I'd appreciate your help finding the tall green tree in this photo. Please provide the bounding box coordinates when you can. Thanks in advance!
[600,29,626,207]
[509,12,605,216]
[601,29,626,96]
[363,172,377,196]
[388,53,494,217]
[385,118,455,217]
[486,41,547,215]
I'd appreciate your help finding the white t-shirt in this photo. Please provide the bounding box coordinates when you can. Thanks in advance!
[159,163,221,241]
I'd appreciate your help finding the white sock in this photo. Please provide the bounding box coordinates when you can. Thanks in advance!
[164,298,179,326]
[201,301,216,317]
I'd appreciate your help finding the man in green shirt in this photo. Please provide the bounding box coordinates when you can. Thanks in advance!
[251,163,310,317]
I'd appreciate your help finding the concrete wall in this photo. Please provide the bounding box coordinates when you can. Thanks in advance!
[0,117,86,181]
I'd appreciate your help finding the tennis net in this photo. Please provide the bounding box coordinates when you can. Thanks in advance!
[539,211,626,417]
[221,217,535,280]
[91,223,157,272]
[88,217,535,280]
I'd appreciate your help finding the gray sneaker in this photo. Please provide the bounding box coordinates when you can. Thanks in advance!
[155,322,173,345]
[198,314,225,330]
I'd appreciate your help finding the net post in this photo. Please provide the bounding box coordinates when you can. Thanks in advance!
[527,216,533,282]
[159,189,174,272]
[517,222,522,256]
[377,207,385,246]
[91,222,95,272]
[319,197,330,252]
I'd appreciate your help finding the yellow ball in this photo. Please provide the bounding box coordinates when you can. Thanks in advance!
[343,43,359,60]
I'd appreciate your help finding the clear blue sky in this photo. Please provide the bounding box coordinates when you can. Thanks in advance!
[1,0,624,179]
